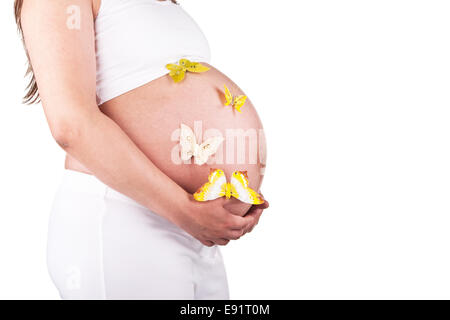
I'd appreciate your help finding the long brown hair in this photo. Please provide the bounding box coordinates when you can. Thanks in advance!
[14,0,38,104]
[14,0,178,105]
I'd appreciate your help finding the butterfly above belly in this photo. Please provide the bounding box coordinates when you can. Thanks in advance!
[166,59,210,83]
[223,85,248,113]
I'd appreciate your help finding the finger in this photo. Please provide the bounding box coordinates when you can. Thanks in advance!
[243,210,263,234]
[242,220,255,234]
[200,240,215,247]
[245,207,264,220]
[244,201,268,219]
[251,201,269,211]
[248,215,261,233]
[248,222,258,233]
[214,238,230,246]
[227,214,255,230]
[227,229,244,240]
[258,192,269,209]
[260,200,269,209]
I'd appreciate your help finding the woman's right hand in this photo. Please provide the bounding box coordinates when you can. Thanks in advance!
[175,195,255,247]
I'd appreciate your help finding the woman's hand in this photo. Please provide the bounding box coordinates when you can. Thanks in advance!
[242,200,270,235]
[175,195,255,247]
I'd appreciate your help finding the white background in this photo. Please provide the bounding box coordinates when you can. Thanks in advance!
[1,0,450,299]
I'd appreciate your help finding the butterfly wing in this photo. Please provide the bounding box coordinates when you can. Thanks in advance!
[166,63,186,83]
[180,59,210,73]
[230,171,264,204]
[194,169,228,201]
[179,124,197,161]
[194,136,224,165]
[224,85,233,106]
[233,95,247,113]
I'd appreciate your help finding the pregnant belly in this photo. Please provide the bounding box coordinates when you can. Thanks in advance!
[68,64,267,216]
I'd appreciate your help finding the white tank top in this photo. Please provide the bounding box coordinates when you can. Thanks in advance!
[94,0,211,105]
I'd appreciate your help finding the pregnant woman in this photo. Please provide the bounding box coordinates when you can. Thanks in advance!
[15,0,268,299]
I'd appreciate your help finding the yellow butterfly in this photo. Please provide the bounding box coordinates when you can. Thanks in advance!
[166,59,210,83]
[194,169,264,205]
[224,85,247,112]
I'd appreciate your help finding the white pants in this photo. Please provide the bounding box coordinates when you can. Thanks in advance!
[47,169,229,300]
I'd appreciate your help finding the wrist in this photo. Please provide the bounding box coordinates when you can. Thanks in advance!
[169,190,196,228]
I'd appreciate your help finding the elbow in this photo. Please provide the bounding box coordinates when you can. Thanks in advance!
[46,103,99,150]
[50,118,83,150]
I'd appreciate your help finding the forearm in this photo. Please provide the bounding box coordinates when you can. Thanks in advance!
[56,107,189,224]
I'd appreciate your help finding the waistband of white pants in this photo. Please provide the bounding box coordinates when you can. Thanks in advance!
[61,169,147,210]
[59,169,213,252]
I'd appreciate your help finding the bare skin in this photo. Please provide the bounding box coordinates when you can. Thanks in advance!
[68,64,267,215]
[21,0,268,246]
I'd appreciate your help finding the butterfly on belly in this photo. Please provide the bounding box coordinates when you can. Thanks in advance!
[223,84,248,113]
[194,169,264,205]
[179,124,224,166]
[166,59,210,83]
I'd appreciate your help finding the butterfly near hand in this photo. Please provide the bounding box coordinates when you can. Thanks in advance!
[194,169,264,205]
[224,85,247,113]
[166,59,210,83]
[179,124,224,166]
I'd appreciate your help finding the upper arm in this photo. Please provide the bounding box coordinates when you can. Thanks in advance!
[21,0,98,129]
